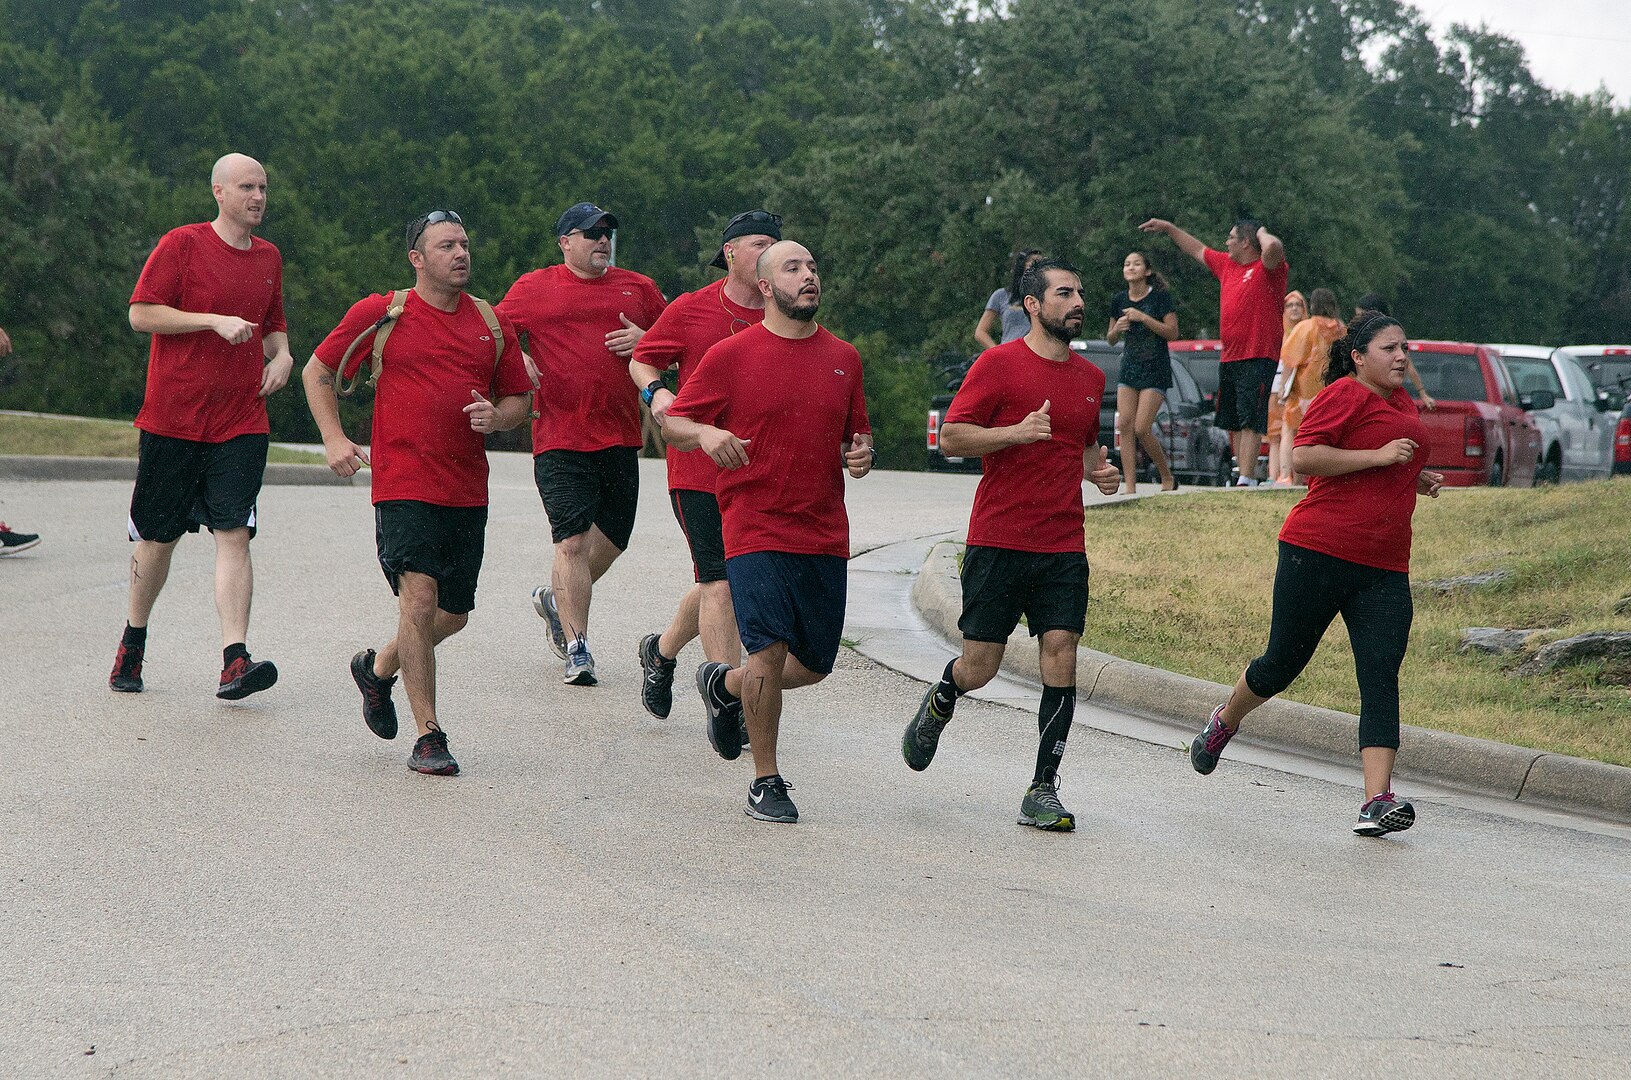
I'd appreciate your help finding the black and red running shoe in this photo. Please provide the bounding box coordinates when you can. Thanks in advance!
[217,654,278,700]
[351,649,399,739]
[109,641,144,693]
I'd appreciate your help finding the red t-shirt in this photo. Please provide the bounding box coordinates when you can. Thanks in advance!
[496,263,667,454]
[1279,377,1427,572]
[312,291,532,508]
[1202,247,1289,363]
[944,338,1105,554]
[129,222,288,443]
[632,279,765,493]
[667,324,870,559]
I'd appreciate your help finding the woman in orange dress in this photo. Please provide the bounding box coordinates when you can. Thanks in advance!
[1276,288,1345,484]
[1267,291,1306,486]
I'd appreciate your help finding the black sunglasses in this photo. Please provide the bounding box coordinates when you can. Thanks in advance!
[729,210,783,231]
[407,209,463,250]
[574,225,615,241]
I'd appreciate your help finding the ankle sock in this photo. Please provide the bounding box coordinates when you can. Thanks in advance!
[224,642,249,666]
[930,659,964,716]
[122,623,147,649]
[710,668,740,707]
[1033,685,1076,785]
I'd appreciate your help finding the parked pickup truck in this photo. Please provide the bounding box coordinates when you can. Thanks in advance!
[1069,339,1234,486]
[1557,345,1631,475]
[1407,341,1548,486]
[1488,345,1617,482]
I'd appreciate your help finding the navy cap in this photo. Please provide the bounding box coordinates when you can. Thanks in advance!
[555,202,618,237]
[710,209,783,269]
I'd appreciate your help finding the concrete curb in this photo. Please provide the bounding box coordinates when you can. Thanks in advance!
[0,454,354,486]
[913,540,1631,823]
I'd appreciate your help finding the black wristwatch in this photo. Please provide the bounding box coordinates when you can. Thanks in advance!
[641,380,664,406]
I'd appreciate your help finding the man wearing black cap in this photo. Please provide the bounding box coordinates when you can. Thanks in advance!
[497,202,667,686]
[626,211,781,724]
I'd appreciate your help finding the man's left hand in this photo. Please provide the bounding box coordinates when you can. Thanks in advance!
[465,389,499,433]
[605,313,644,358]
[845,433,875,478]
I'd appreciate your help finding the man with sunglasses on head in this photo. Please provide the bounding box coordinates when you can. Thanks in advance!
[109,153,295,700]
[626,210,781,727]
[498,202,667,687]
[304,210,534,776]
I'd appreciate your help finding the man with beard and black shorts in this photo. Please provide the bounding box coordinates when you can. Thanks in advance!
[901,259,1122,832]
[110,153,295,699]
[305,210,533,775]
[627,210,781,728]
[662,241,874,824]
[1140,215,1288,485]
[497,203,666,686]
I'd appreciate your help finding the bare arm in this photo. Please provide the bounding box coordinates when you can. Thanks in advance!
[1292,438,1418,477]
[973,308,1000,351]
[662,413,751,469]
[301,356,369,478]
[260,330,295,396]
[1139,219,1206,264]
[1257,227,1285,271]
[0,324,11,357]
[939,400,1052,457]
[129,302,256,344]
[628,358,676,422]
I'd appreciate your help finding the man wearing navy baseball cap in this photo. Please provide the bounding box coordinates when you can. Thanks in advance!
[498,202,667,686]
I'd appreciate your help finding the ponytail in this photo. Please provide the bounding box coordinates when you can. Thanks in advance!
[1326,311,1402,385]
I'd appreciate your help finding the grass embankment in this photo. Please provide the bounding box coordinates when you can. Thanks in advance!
[0,413,324,465]
[1083,482,1631,766]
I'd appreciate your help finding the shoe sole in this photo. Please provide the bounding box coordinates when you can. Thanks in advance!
[0,538,41,556]
[351,652,398,740]
[1018,813,1076,832]
[564,668,598,687]
[109,679,143,693]
[217,662,279,701]
[745,805,798,823]
[1354,805,1416,836]
[637,634,674,719]
[698,665,743,761]
[532,586,569,661]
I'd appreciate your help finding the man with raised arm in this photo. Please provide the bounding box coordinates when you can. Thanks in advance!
[110,153,295,700]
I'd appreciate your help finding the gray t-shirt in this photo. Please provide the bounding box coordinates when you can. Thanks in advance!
[986,288,1031,344]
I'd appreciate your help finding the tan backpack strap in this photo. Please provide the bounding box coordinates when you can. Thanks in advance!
[334,289,410,397]
[365,289,412,389]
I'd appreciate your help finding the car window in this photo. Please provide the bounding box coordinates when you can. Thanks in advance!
[1488,356,1520,407]
[1073,343,1121,387]
[1409,350,1486,400]
[1556,356,1594,402]
[1572,353,1631,390]
[1174,351,1220,396]
[1503,356,1564,399]
[1170,359,1201,404]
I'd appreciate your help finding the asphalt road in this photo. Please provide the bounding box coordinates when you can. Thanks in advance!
[2,457,1628,1078]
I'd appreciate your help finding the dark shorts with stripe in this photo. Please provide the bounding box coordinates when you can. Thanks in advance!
[127,431,268,544]
[725,551,848,675]
[670,488,727,583]
[958,545,1089,643]
[374,500,488,615]
[533,446,639,550]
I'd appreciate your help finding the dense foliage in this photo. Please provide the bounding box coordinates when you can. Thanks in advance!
[2,0,1628,467]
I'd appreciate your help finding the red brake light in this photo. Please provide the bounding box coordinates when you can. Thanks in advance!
[927,409,940,450]
[1616,417,1631,463]
[1464,417,1486,457]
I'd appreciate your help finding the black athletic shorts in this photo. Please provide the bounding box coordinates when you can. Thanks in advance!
[374,500,488,615]
[127,431,268,544]
[1217,357,1276,433]
[1118,356,1172,393]
[670,488,727,584]
[958,545,1089,643]
[725,551,847,675]
[534,446,639,550]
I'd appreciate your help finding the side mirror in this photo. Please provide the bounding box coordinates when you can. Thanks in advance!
[1520,390,1556,411]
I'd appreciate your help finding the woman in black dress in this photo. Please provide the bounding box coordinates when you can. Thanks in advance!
[1106,251,1178,492]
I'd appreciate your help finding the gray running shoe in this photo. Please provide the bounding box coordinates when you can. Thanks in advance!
[1189,704,1235,776]
[564,639,597,686]
[531,585,568,660]
[637,633,676,718]
[1018,779,1075,832]
[746,774,798,823]
[1353,792,1416,836]
[408,727,459,776]
[902,687,951,772]
[697,662,743,760]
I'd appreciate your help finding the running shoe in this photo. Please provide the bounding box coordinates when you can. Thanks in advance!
[746,774,798,823]
[1018,779,1075,832]
[351,648,399,740]
[564,639,597,686]
[531,584,568,660]
[408,727,459,776]
[1189,704,1235,776]
[697,661,743,760]
[0,522,40,556]
[733,702,750,750]
[637,633,676,718]
[1353,792,1416,836]
[902,687,951,772]
[109,641,144,693]
[217,654,278,700]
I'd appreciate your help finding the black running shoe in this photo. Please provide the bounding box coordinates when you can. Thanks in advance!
[408,727,459,776]
[902,687,951,772]
[638,633,676,718]
[1189,704,1236,776]
[1353,792,1416,836]
[217,654,278,700]
[351,649,399,739]
[697,661,743,760]
[109,641,144,693]
[746,774,798,822]
[0,522,40,556]
[1018,780,1075,832]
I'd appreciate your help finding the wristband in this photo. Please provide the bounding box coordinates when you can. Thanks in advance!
[641,380,664,406]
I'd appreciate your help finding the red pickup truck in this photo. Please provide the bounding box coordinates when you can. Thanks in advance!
[1407,341,1546,486]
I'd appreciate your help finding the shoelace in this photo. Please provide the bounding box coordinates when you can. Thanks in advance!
[1204,717,1234,753]
[755,776,793,798]
[1031,782,1065,810]
[114,643,143,673]
[222,657,248,680]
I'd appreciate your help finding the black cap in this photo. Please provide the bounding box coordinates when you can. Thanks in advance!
[555,202,617,237]
[710,209,783,269]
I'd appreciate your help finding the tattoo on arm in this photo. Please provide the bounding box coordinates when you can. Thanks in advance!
[316,373,334,387]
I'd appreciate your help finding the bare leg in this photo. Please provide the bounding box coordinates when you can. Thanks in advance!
[379,572,468,736]
[212,526,253,648]
[1235,429,1260,482]
[1038,630,1078,686]
[551,525,624,644]
[950,639,1007,693]
[724,645,825,778]
[698,579,742,665]
[1134,389,1175,488]
[1360,746,1397,801]
[657,585,702,661]
[127,539,178,627]
[1279,416,1299,483]
[1115,385,1141,492]
[1217,670,1272,730]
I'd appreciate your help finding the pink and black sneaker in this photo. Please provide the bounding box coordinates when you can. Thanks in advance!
[1189,704,1236,775]
[1354,792,1416,836]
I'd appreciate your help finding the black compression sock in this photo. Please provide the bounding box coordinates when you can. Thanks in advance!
[122,623,147,649]
[1033,685,1076,785]
[930,658,964,716]
[224,642,249,666]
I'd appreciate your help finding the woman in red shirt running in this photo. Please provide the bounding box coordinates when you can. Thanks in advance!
[1187,312,1443,836]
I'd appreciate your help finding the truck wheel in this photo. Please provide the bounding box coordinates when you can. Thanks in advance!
[1535,448,1561,486]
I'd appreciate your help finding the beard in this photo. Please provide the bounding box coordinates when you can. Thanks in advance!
[770,283,819,322]
[1038,310,1082,343]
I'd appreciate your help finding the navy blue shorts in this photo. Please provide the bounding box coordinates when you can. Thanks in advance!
[725,551,848,675]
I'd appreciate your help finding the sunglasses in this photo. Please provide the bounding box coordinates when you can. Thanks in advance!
[575,226,615,241]
[407,209,463,250]
[728,210,783,231]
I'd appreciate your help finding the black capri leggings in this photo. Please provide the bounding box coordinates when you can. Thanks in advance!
[1245,542,1413,750]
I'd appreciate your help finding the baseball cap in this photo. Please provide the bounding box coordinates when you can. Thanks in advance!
[555,202,618,237]
[710,209,783,269]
